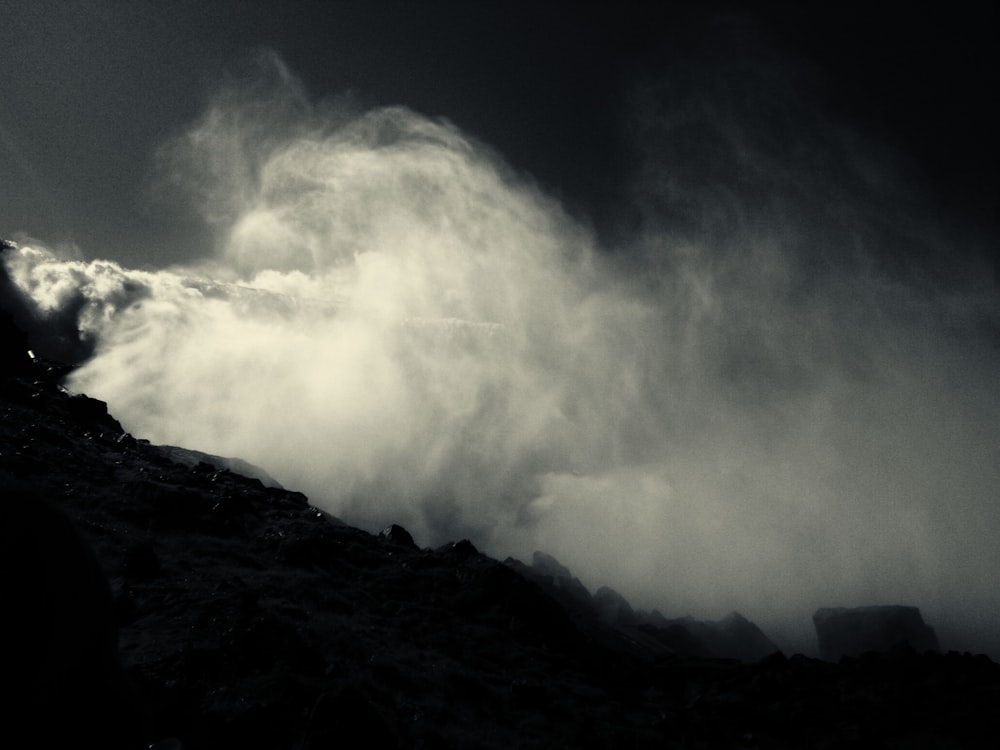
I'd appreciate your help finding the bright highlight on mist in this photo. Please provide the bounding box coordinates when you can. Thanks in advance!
[6,53,999,653]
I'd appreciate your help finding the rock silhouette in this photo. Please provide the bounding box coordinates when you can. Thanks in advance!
[2,257,999,748]
[814,605,941,661]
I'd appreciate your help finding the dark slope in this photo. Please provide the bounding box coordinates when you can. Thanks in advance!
[3,279,1000,748]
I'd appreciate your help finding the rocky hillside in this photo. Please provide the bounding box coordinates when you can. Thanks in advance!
[3,254,1000,749]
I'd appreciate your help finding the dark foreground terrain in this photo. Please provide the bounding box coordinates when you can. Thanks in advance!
[3,295,999,748]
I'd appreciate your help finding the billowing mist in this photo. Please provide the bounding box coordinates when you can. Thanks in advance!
[6,51,998,656]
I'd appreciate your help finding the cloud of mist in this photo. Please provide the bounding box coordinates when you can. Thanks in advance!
[7,49,999,655]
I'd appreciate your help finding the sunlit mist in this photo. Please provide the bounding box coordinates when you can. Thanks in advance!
[6,51,998,656]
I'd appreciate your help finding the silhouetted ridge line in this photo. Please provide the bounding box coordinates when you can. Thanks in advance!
[2,262,999,748]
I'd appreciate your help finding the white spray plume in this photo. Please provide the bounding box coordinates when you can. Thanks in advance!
[7,51,999,655]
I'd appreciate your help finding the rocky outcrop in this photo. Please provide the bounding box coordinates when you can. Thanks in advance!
[151,444,285,489]
[508,551,778,662]
[1,239,99,365]
[1,241,34,376]
[814,605,941,660]
[525,550,595,608]
[378,522,417,549]
[593,585,638,627]
[674,611,781,663]
[2,293,998,748]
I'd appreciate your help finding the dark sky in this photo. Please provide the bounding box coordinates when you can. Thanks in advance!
[1,1,997,268]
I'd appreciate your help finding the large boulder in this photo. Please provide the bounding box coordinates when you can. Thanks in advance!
[813,605,940,660]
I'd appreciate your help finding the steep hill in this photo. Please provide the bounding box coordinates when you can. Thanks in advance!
[3,260,999,749]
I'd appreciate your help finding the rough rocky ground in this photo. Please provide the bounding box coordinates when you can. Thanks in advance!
[3,298,1000,748]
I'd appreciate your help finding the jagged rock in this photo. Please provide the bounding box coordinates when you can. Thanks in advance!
[635,610,779,661]
[637,608,671,629]
[525,550,593,607]
[636,619,713,658]
[470,563,582,648]
[697,611,781,662]
[1,239,96,366]
[531,550,573,579]
[593,585,638,627]
[65,393,120,427]
[511,555,776,661]
[2,322,998,749]
[378,523,417,549]
[813,605,941,660]
[438,538,478,559]
[152,444,285,489]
